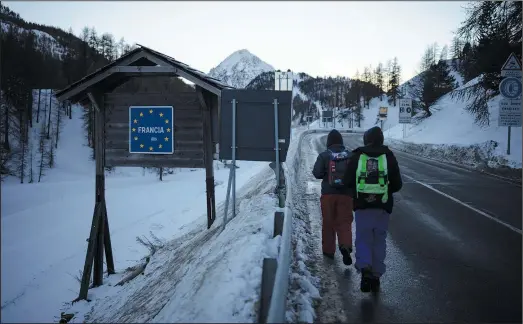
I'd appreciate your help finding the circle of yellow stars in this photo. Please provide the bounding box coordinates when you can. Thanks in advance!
[131,109,171,152]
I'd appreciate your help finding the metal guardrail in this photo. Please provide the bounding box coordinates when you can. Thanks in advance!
[258,128,364,324]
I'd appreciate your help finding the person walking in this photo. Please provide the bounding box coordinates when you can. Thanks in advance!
[343,126,403,293]
[312,129,354,265]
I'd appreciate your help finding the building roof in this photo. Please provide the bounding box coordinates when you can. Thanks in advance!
[55,44,234,103]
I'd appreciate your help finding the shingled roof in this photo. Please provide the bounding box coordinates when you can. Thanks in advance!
[55,44,234,103]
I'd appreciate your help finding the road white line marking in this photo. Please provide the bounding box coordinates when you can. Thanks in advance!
[403,173,522,235]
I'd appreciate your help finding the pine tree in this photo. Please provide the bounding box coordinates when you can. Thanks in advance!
[415,48,456,117]
[387,57,401,106]
[47,90,53,139]
[440,45,449,62]
[362,67,372,107]
[36,89,42,123]
[375,63,384,101]
[28,137,34,183]
[452,1,522,125]
[18,104,27,183]
[37,122,47,182]
[54,101,63,148]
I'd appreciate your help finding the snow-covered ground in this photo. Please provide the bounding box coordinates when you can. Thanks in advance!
[385,78,522,169]
[304,77,522,171]
[1,97,281,322]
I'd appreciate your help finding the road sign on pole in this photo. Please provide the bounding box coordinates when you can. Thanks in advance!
[129,106,174,154]
[501,53,522,78]
[499,77,522,100]
[499,53,522,155]
[379,106,388,120]
[398,99,412,124]
[498,98,522,127]
[275,70,293,91]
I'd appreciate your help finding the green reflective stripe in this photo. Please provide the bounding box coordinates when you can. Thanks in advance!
[358,184,387,194]
[378,155,389,203]
[377,155,386,186]
[356,154,367,198]
[355,153,390,203]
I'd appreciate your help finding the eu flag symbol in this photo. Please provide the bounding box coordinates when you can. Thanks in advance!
[129,106,174,154]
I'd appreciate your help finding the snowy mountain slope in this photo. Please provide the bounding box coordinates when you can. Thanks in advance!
[348,60,465,136]
[385,76,522,170]
[400,59,463,100]
[304,63,521,172]
[208,49,274,88]
[1,21,67,60]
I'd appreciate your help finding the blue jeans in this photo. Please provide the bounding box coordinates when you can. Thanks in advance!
[354,209,390,277]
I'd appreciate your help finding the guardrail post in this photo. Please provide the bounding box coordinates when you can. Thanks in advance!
[259,211,285,324]
[259,258,278,324]
[273,211,284,237]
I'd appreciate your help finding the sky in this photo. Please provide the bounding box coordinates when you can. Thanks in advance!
[5,1,469,82]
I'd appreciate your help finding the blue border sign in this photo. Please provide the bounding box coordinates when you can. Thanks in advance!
[129,106,174,154]
[499,77,522,100]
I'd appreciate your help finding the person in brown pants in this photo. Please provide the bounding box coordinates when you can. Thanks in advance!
[312,129,354,265]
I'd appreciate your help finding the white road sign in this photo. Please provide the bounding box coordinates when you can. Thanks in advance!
[501,53,522,78]
[398,98,412,124]
[274,70,293,91]
[498,98,522,127]
[499,77,522,100]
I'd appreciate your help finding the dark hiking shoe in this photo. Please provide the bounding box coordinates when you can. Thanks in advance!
[360,267,373,292]
[323,252,335,259]
[339,246,353,265]
[370,276,380,293]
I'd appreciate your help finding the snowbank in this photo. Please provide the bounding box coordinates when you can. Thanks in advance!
[384,78,522,172]
[63,166,280,323]
[1,98,275,322]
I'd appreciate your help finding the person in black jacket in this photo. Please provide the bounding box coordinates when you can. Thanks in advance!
[312,129,354,265]
[343,126,403,293]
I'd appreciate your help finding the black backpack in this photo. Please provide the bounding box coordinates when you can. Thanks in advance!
[327,149,351,188]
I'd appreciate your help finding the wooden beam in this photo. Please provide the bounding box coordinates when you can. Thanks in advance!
[56,50,152,102]
[140,52,222,96]
[196,86,216,228]
[92,91,106,287]
[103,201,115,274]
[211,94,220,155]
[57,69,114,102]
[93,199,105,286]
[87,92,100,112]
[76,91,111,301]
[111,66,177,73]
[76,203,101,301]
[105,157,204,168]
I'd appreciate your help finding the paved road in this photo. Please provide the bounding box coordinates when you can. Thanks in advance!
[290,133,522,323]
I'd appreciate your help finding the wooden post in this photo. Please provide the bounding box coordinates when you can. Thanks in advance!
[92,92,105,287]
[77,203,101,301]
[196,86,216,229]
[103,201,115,274]
[75,92,115,301]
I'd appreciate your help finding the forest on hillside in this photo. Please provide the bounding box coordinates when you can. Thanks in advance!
[0,4,192,182]
[247,56,402,126]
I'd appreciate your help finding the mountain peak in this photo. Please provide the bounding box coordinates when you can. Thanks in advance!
[208,49,274,88]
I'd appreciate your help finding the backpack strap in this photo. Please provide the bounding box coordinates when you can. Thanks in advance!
[377,154,389,203]
[356,154,368,198]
